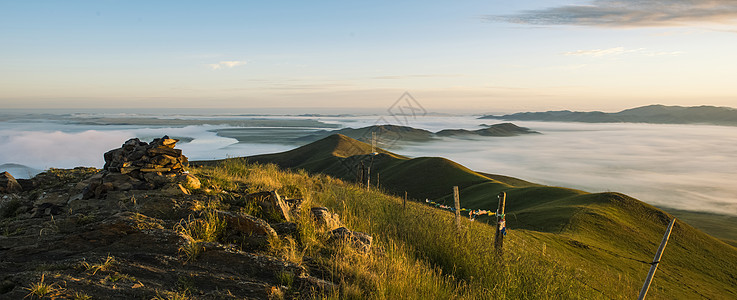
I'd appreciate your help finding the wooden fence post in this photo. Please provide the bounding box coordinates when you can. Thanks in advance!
[366,164,371,191]
[638,218,676,300]
[494,192,506,255]
[404,191,407,210]
[453,186,461,232]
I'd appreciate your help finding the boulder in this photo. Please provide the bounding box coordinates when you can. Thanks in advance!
[217,210,277,249]
[245,191,291,222]
[0,172,22,194]
[310,207,342,231]
[271,222,298,236]
[329,227,373,253]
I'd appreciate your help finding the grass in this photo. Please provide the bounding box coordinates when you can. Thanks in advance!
[152,290,190,300]
[80,255,116,275]
[190,159,618,299]
[179,240,205,262]
[229,134,737,299]
[174,205,227,262]
[188,139,737,299]
[71,292,92,300]
[24,274,63,299]
[175,210,226,243]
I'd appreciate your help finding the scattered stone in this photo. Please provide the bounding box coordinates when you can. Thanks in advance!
[284,198,303,216]
[15,178,35,192]
[217,210,277,249]
[311,207,342,231]
[30,203,64,218]
[245,190,292,222]
[271,222,298,236]
[0,172,22,194]
[329,227,373,252]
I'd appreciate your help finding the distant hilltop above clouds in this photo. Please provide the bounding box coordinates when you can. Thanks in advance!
[480,105,737,126]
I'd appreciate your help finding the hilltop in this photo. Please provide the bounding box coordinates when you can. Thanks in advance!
[480,104,737,126]
[297,123,539,145]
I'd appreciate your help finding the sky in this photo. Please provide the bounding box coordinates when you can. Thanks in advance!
[2,0,737,113]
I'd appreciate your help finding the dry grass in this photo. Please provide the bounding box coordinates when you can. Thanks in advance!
[24,274,64,299]
[190,159,629,299]
[80,255,116,275]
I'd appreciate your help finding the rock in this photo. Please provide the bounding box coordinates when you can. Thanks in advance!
[179,173,201,190]
[30,202,64,218]
[102,173,143,191]
[15,178,35,191]
[284,198,303,216]
[33,192,68,207]
[329,227,373,252]
[246,191,292,222]
[217,210,277,249]
[160,183,191,196]
[271,222,298,236]
[310,207,342,231]
[0,172,22,194]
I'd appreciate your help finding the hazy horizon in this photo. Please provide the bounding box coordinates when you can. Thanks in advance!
[3,1,737,111]
[1,114,735,218]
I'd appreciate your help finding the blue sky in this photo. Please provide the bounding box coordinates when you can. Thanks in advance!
[2,0,737,113]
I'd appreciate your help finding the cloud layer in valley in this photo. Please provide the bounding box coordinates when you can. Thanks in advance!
[2,115,736,218]
[0,123,291,178]
[489,0,737,27]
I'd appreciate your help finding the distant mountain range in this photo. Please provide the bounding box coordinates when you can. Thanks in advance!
[480,105,737,126]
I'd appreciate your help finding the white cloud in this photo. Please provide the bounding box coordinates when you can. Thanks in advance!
[490,0,737,28]
[563,47,682,57]
[207,60,247,70]
[564,47,642,57]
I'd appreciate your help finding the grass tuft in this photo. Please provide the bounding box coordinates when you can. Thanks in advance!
[80,255,116,275]
[24,274,63,299]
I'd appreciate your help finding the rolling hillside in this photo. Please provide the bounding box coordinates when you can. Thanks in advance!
[212,134,737,299]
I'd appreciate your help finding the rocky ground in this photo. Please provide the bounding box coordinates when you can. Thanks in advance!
[0,137,368,299]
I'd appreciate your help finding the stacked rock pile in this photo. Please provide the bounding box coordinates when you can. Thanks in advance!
[104,136,188,176]
[78,136,200,199]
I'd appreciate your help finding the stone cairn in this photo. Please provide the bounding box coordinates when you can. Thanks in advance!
[104,136,188,176]
[79,136,200,199]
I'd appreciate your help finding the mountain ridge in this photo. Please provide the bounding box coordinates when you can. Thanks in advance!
[480,104,737,126]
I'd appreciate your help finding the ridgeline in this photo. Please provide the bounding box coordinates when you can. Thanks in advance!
[480,104,737,126]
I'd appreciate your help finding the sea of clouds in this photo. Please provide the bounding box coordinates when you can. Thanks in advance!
[1,115,735,216]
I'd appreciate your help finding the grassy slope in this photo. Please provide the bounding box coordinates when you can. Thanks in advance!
[196,134,737,299]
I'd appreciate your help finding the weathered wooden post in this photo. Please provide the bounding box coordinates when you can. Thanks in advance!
[404,191,407,210]
[453,186,461,231]
[358,162,364,186]
[494,192,506,255]
[638,218,676,300]
[366,164,370,191]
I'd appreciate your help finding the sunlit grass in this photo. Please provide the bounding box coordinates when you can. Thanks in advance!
[24,274,63,299]
[80,255,116,275]
[189,159,626,299]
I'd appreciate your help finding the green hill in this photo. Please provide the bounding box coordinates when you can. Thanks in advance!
[438,122,539,137]
[203,134,737,299]
[297,123,539,145]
